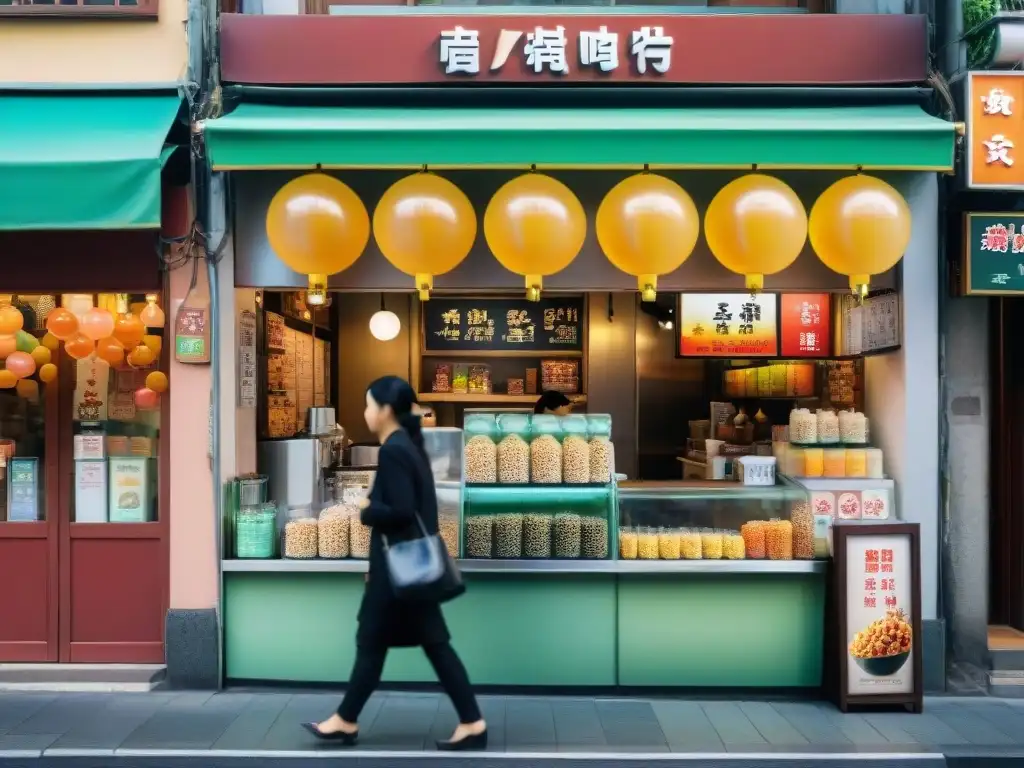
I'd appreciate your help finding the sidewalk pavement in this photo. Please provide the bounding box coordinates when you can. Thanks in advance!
[1,689,1023,767]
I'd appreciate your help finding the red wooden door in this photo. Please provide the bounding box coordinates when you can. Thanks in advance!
[57,324,169,664]
[0,351,60,661]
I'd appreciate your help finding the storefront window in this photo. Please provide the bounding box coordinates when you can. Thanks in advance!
[0,388,47,523]
[68,294,164,524]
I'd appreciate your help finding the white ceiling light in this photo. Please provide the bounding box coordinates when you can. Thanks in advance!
[369,294,401,342]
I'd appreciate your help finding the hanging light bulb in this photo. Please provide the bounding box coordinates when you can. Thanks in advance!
[369,294,401,342]
[140,294,165,329]
[305,274,328,307]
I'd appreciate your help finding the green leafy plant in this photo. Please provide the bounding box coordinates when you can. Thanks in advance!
[964,0,1000,68]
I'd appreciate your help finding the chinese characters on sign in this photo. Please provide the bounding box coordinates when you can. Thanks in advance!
[963,214,1024,294]
[780,293,831,357]
[678,294,779,358]
[439,24,673,76]
[424,298,584,353]
[968,73,1024,188]
[843,529,915,697]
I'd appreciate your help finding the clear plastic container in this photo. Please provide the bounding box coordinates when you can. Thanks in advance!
[803,448,824,478]
[785,446,805,477]
[318,504,351,559]
[680,529,702,559]
[554,512,582,558]
[817,410,840,445]
[658,528,681,560]
[866,448,884,479]
[494,513,524,558]
[580,515,609,559]
[637,526,659,560]
[497,433,530,484]
[561,415,590,484]
[701,530,724,560]
[465,413,498,439]
[823,448,847,478]
[766,519,794,560]
[619,526,639,560]
[235,502,277,559]
[741,520,766,559]
[845,449,867,478]
[465,515,493,558]
[350,512,371,559]
[497,412,531,440]
[523,513,553,558]
[790,502,814,560]
[723,532,746,560]
[586,413,614,484]
[283,517,318,559]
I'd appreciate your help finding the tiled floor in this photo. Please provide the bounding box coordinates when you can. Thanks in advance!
[0,690,1023,760]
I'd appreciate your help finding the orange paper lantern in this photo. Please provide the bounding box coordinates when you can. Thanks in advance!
[96,337,125,365]
[38,363,57,383]
[46,308,78,341]
[113,314,145,348]
[0,371,16,389]
[135,388,160,410]
[30,346,51,367]
[146,371,169,394]
[127,344,156,368]
[41,333,60,352]
[0,336,17,360]
[64,334,95,360]
[0,306,24,336]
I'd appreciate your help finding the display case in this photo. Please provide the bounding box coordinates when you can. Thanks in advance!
[461,412,617,562]
[616,478,824,566]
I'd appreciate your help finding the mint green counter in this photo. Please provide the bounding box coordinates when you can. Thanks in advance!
[222,561,824,687]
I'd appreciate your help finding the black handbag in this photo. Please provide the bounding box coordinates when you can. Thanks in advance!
[382,461,464,604]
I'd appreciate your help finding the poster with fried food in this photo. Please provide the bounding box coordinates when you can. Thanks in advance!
[844,531,913,695]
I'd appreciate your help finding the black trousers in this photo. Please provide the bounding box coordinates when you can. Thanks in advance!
[338,642,482,724]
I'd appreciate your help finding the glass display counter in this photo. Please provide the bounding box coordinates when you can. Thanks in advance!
[222,426,825,689]
[617,478,825,567]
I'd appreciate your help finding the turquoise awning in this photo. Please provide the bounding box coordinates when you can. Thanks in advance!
[0,94,184,230]
[205,104,955,172]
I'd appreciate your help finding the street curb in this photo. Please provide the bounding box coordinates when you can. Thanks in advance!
[0,750,951,768]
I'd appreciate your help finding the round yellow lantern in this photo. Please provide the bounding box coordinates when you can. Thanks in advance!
[704,174,808,292]
[484,174,586,301]
[596,174,699,301]
[373,173,477,300]
[266,173,370,305]
[809,175,911,296]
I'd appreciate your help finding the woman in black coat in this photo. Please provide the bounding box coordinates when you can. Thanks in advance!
[304,376,486,751]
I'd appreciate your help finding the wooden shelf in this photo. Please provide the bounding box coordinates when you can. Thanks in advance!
[418,393,588,405]
[421,350,583,359]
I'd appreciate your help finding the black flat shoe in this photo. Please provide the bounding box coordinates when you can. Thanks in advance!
[436,730,488,751]
[301,722,358,745]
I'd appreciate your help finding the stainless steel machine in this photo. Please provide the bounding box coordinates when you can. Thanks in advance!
[258,407,346,515]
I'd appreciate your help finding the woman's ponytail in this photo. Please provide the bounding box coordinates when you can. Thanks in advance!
[398,410,425,453]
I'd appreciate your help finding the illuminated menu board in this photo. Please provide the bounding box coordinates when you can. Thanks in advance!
[678,294,778,357]
[423,297,584,353]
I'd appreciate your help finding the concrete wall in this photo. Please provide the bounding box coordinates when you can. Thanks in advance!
[944,297,991,668]
[0,0,188,84]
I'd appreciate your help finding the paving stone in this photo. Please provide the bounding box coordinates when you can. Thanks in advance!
[737,701,808,745]
[0,695,55,735]
[211,695,291,750]
[594,700,667,750]
[505,697,555,750]
[702,701,766,746]
[773,702,857,745]
[6,695,108,737]
[49,695,171,750]
[650,700,725,752]
[551,698,605,749]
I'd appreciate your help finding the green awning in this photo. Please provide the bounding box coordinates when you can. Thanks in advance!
[205,104,955,172]
[0,94,183,230]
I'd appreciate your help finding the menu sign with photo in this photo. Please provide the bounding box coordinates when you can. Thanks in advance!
[837,291,901,356]
[423,297,584,352]
[678,294,778,358]
[780,293,831,357]
[831,523,922,712]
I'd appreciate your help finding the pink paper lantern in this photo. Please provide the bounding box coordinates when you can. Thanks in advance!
[135,387,160,410]
[5,351,36,379]
[79,308,115,342]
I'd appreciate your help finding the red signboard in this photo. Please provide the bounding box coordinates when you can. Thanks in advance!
[780,293,831,357]
[221,13,928,86]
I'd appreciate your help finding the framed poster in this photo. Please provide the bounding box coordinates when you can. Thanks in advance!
[779,293,831,357]
[676,293,779,358]
[422,296,584,353]
[831,523,922,713]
